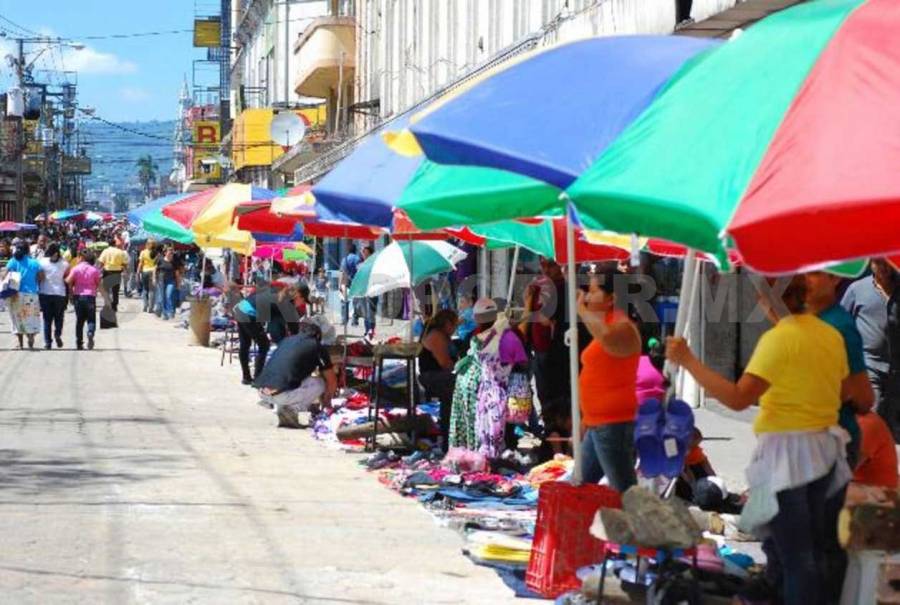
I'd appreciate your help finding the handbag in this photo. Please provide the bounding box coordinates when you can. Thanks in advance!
[99,304,118,329]
[0,271,21,299]
[506,371,533,424]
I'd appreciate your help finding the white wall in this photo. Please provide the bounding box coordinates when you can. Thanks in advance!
[355,0,744,120]
[235,0,329,108]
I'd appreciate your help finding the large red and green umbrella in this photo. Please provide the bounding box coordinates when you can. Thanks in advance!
[567,0,900,274]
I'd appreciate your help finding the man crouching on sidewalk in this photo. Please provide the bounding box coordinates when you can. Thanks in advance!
[254,321,337,428]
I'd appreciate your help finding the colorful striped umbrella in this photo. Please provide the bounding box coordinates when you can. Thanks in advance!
[191,184,276,239]
[49,209,85,222]
[253,243,312,261]
[0,221,36,232]
[568,0,900,274]
[127,193,191,227]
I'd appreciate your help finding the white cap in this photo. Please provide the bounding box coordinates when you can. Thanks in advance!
[473,297,498,324]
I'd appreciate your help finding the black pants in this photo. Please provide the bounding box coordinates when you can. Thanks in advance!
[103,270,123,311]
[73,295,96,347]
[420,370,456,447]
[238,320,270,381]
[39,294,66,346]
[676,0,693,21]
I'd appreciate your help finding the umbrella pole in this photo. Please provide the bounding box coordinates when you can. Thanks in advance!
[564,210,583,485]
[506,245,519,309]
[408,238,415,342]
[676,256,702,401]
[407,238,417,444]
[666,251,699,400]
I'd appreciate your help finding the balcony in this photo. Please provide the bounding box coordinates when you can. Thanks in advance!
[293,17,356,99]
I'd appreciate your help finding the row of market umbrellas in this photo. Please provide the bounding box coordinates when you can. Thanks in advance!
[129,0,900,291]
[287,0,900,484]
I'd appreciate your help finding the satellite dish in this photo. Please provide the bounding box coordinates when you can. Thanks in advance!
[270,112,306,149]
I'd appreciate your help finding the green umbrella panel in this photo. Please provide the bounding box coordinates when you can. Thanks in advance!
[141,208,196,244]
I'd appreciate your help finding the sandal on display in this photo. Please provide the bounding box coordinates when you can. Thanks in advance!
[634,398,666,478]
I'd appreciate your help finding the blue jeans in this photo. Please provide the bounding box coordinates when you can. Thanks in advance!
[141,272,155,312]
[363,297,377,334]
[73,295,96,347]
[580,422,637,492]
[763,465,846,605]
[162,282,176,319]
[341,297,361,326]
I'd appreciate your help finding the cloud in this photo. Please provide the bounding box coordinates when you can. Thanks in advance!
[62,46,137,75]
[0,29,137,77]
[119,87,151,102]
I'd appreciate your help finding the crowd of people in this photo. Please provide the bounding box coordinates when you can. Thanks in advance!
[0,223,132,350]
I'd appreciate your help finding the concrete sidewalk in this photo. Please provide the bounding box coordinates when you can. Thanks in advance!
[0,300,521,604]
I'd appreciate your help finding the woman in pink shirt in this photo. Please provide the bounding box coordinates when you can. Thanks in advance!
[65,250,102,350]
[636,337,667,405]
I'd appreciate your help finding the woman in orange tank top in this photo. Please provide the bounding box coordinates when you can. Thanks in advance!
[577,270,642,491]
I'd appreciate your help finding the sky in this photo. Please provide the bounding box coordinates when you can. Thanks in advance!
[0,0,202,122]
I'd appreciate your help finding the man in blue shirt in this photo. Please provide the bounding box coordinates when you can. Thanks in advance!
[842,259,900,442]
[339,244,360,327]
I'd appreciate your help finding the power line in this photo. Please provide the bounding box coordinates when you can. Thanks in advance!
[0,13,40,37]
[76,29,194,41]
[77,108,174,142]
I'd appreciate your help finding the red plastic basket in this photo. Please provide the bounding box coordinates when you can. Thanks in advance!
[525,482,622,598]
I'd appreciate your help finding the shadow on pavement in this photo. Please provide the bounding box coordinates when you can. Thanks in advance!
[0,448,176,495]
[0,564,388,604]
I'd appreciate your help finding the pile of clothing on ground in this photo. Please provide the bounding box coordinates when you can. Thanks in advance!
[311,391,442,451]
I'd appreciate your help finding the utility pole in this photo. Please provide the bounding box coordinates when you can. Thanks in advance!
[15,39,25,222]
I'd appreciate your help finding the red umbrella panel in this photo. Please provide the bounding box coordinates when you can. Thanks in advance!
[161,187,220,228]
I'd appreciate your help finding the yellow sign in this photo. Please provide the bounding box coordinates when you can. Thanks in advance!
[192,120,221,182]
[231,106,327,171]
[193,18,222,48]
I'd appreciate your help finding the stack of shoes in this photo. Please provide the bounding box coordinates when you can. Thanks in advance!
[362,450,400,470]
[401,448,443,467]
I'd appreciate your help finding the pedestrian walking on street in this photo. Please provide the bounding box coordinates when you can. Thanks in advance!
[30,233,49,260]
[66,250,102,351]
[38,243,69,350]
[137,239,158,313]
[155,246,180,320]
[6,239,44,350]
[98,235,128,312]
[339,244,360,326]
[361,245,377,338]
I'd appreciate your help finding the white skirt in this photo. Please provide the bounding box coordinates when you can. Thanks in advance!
[740,426,852,537]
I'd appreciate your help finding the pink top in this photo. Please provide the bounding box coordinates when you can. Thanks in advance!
[68,262,101,296]
[635,355,666,404]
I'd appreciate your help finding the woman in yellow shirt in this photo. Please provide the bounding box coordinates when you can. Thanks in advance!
[137,240,158,314]
[667,275,850,605]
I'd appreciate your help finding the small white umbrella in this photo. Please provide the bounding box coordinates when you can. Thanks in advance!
[349,240,467,298]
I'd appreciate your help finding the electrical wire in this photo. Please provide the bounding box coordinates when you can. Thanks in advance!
[0,13,41,37]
